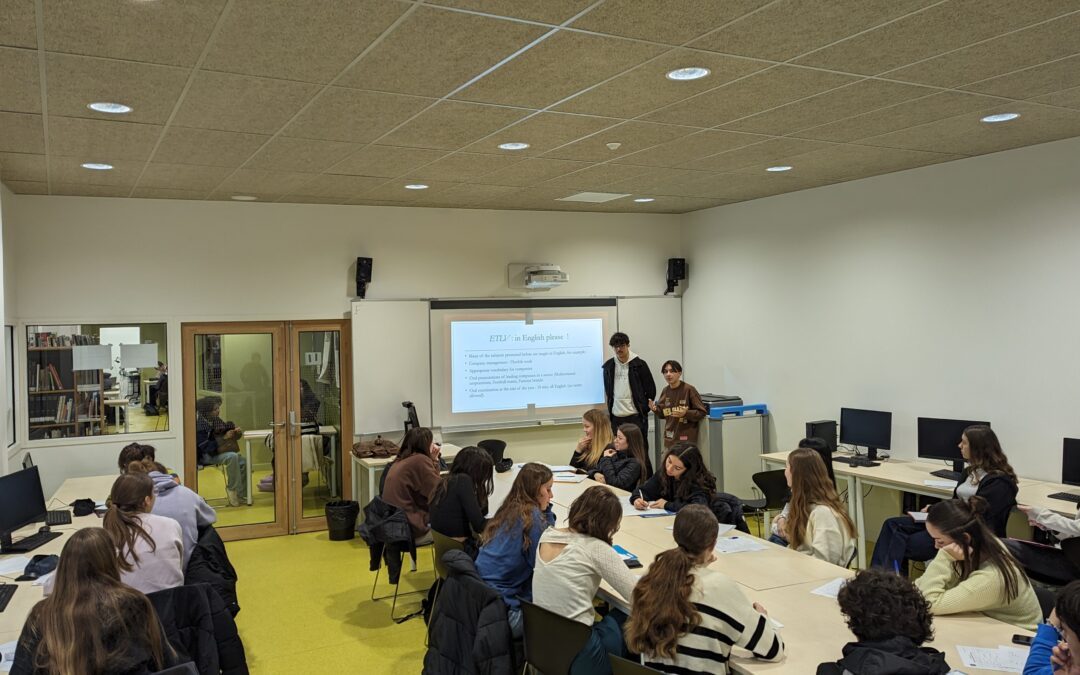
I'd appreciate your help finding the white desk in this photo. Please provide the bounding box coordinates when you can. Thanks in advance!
[104,398,129,433]
[243,425,339,505]
[353,444,461,517]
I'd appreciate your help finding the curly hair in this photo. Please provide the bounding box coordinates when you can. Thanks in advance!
[837,568,934,644]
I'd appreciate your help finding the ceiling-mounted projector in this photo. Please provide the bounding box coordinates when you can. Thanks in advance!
[523,264,568,289]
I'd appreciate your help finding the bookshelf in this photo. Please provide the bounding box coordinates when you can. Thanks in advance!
[27,332,105,440]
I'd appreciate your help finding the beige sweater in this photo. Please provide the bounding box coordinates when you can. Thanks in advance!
[794,504,856,567]
[915,548,1042,631]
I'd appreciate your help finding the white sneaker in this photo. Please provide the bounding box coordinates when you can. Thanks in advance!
[226,489,241,507]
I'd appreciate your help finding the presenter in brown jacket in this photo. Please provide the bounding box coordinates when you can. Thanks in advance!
[649,360,707,449]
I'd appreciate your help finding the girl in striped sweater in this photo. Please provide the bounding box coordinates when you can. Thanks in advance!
[625,505,784,674]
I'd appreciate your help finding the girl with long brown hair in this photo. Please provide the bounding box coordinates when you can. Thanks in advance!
[625,505,784,673]
[429,446,494,557]
[475,463,555,638]
[12,528,177,675]
[593,423,653,491]
[103,472,184,594]
[570,408,613,473]
[533,487,637,674]
[630,442,715,513]
[917,497,1040,630]
[784,447,857,566]
[381,426,442,545]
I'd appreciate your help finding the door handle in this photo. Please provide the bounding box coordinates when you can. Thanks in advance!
[288,410,298,433]
[267,421,285,427]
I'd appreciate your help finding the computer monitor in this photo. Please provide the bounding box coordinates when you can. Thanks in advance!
[0,465,48,551]
[917,417,990,475]
[839,408,892,460]
[1063,438,1080,487]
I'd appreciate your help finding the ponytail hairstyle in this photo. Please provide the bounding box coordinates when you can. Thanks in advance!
[926,497,1026,603]
[430,446,494,515]
[660,442,716,502]
[124,458,169,476]
[481,463,553,552]
[579,409,613,469]
[962,425,1017,484]
[566,486,623,545]
[618,423,653,486]
[103,473,156,572]
[625,505,718,659]
[26,528,171,675]
[786,448,856,550]
[117,443,156,473]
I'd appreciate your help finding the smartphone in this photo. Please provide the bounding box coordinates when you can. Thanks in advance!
[1012,634,1034,646]
[624,558,643,569]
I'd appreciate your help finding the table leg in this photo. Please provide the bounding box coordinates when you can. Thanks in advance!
[854,476,867,569]
[244,438,253,506]
[329,436,338,499]
[123,404,129,434]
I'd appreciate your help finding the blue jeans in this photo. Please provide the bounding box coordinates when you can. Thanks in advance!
[507,606,522,639]
[570,609,628,675]
[870,516,936,574]
[768,533,789,547]
[203,451,247,500]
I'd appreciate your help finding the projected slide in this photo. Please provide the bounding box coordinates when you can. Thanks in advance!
[451,319,605,413]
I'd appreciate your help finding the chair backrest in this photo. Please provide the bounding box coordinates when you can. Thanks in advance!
[431,530,466,580]
[845,544,859,569]
[153,663,199,675]
[610,654,665,674]
[752,470,790,510]
[1034,585,1058,622]
[520,599,592,675]
[1062,538,1080,571]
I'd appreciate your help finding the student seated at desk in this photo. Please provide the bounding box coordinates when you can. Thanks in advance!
[104,473,185,595]
[630,442,714,513]
[769,437,832,547]
[1011,503,1080,585]
[871,425,1018,574]
[916,498,1041,631]
[429,446,494,558]
[475,463,555,639]
[194,396,248,507]
[592,423,652,491]
[818,568,951,675]
[118,442,178,482]
[783,447,857,567]
[13,528,179,675]
[625,505,783,674]
[533,487,637,675]
[1023,580,1080,675]
[381,427,442,546]
[124,458,216,569]
[570,409,613,474]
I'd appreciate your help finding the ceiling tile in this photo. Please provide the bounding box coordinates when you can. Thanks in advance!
[642,66,858,128]
[49,156,143,187]
[540,162,653,189]
[858,101,1080,155]
[473,157,592,186]
[569,0,773,45]
[554,49,768,119]
[792,90,1001,143]
[423,0,594,24]
[961,54,1080,100]
[792,0,1076,75]
[690,0,939,62]
[243,137,359,173]
[48,117,162,161]
[378,101,531,150]
[459,113,619,156]
[201,0,407,83]
[613,129,767,168]
[287,174,386,199]
[0,0,36,49]
[1031,85,1080,110]
[153,127,269,167]
[747,143,963,182]
[3,181,48,194]
[136,163,233,191]
[438,182,521,202]
[541,121,695,162]
[216,169,319,194]
[602,167,832,201]
[172,71,320,134]
[409,152,524,182]
[621,196,732,214]
[0,152,46,182]
[44,53,189,125]
[43,0,227,67]
[281,88,433,143]
[475,186,580,210]
[678,137,834,172]
[0,112,44,153]
[131,186,208,200]
[278,195,348,205]
[360,179,461,202]
[206,191,284,202]
[721,79,933,136]
[452,30,666,109]
[0,48,41,113]
[884,12,1080,89]
[337,7,546,98]
[329,145,448,177]
[51,183,131,197]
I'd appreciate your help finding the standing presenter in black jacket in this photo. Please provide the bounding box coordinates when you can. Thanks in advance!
[602,332,656,452]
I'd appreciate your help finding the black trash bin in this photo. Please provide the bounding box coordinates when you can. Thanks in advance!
[325,500,360,541]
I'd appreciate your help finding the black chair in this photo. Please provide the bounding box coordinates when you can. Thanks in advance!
[610,654,665,674]
[425,531,466,645]
[745,470,789,534]
[1062,538,1080,572]
[520,599,591,675]
[1035,585,1058,622]
[153,664,198,675]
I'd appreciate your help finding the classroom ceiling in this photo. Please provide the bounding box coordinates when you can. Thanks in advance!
[1,0,1079,214]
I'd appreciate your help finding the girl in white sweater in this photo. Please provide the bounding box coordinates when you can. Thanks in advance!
[103,472,185,595]
[785,447,857,567]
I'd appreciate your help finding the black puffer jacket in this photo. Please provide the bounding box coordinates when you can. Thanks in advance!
[953,471,1017,537]
[594,451,647,491]
[423,550,515,675]
[816,637,951,675]
[185,525,240,617]
[149,583,248,675]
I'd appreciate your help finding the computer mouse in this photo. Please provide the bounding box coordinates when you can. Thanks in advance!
[38,526,50,534]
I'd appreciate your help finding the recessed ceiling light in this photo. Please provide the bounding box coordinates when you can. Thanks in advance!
[498,142,529,151]
[666,67,710,81]
[981,112,1020,123]
[231,195,257,201]
[404,184,429,190]
[766,165,793,172]
[81,162,113,170]
[87,101,132,114]
[634,198,655,203]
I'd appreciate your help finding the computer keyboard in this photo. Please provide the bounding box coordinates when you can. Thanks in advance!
[930,469,963,482]
[0,583,15,612]
[3,529,62,553]
[46,510,72,526]
[1048,492,1080,504]
[833,456,880,468]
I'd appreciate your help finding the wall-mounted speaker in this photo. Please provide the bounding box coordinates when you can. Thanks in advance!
[667,258,687,281]
[806,420,838,452]
[356,257,373,298]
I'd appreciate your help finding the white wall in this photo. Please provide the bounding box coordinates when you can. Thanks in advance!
[682,136,1080,482]
[0,184,12,475]
[6,196,679,492]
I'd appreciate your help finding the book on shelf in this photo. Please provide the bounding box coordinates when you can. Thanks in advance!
[28,332,100,348]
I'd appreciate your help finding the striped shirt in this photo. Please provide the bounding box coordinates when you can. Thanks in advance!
[643,567,784,675]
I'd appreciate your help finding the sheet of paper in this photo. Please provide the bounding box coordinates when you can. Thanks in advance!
[907,511,929,522]
[0,556,30,576]
[713,536,768,554]
[621,501,670,517]
[553,474,587,483]
[955,645,1026,672]
[32,571,53,587]
[545,465,577,473]
[810,577,848,599]
[924,479,957,488]
[1,640,18,673]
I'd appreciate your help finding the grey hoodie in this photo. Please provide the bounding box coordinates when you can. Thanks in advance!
[150,471,217,568]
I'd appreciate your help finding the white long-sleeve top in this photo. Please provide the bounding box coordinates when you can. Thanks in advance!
[532,528,637,625]
[793,504,856,567]
[1025,505,1080,540]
